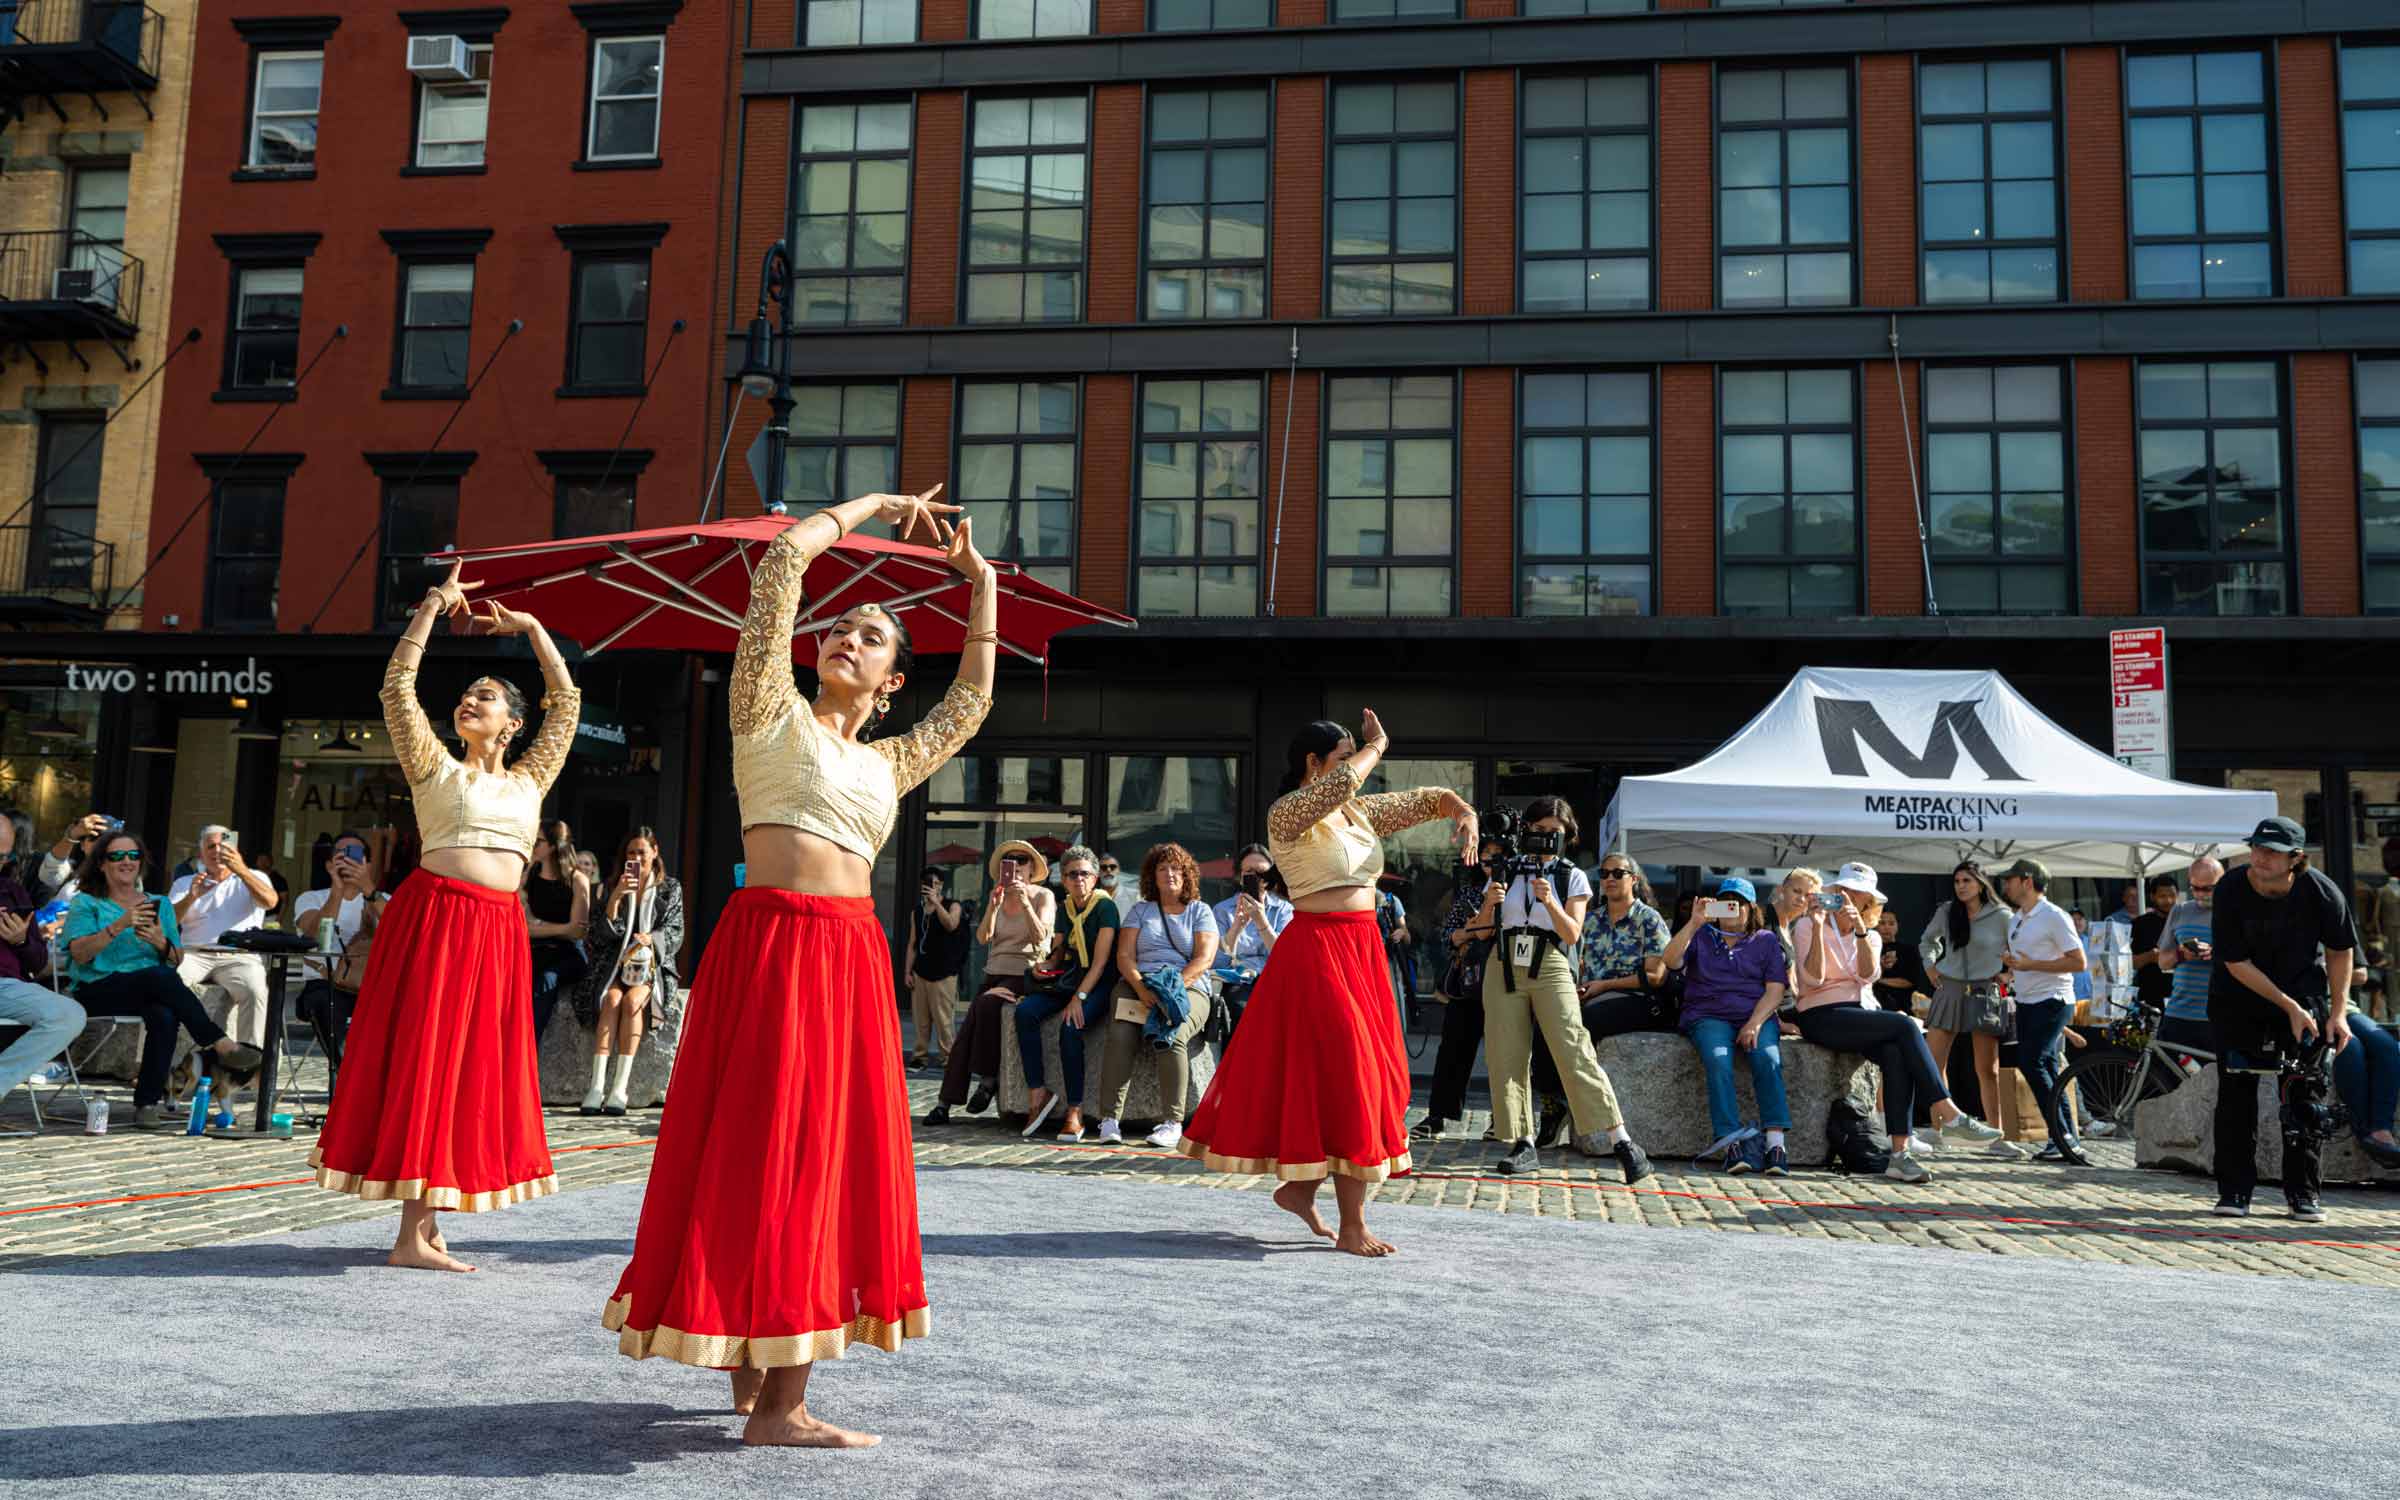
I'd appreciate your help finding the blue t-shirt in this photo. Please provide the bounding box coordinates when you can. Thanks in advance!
[65,890,183,984]
[1122,898,1219,971]
[1211,891,1293,964]
[2164,897,2213,1021]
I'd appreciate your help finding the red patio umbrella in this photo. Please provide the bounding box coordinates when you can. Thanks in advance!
[926,842,982,866]
[434,516,1131,667]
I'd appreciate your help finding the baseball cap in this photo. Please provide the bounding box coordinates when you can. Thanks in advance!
[1997,857,2050,886]
[1715,876,1757,904]
[2248,815,2305,853]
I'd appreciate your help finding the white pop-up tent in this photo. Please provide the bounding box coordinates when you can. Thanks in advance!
[1596,666,2276,877]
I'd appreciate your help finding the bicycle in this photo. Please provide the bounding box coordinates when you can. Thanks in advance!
[2052,998,2214,1139]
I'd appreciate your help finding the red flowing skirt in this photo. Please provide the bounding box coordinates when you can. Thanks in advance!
[1178,909,1414,1183]
[312,869,556,1211]
[603,889,927,1369]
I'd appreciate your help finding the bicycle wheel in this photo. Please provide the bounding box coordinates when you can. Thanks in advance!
[2056,1047,2168,1134]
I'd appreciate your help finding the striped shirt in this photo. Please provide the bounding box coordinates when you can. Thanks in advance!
[2164,897,2213,1022]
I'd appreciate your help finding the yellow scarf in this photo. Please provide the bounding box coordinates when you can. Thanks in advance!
[1061,889,1105,969]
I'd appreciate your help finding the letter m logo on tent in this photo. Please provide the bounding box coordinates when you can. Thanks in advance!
[1813,699,2027,782]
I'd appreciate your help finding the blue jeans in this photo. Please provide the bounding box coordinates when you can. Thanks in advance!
[1683,1015,1790,1143]
[2011,998,2077,1147]
[1013,988,1109,1105]
[0,977,87,1097]
[2335,1011,2400,1141]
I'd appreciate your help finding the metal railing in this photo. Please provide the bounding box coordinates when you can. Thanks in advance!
[0,1,164,77]
[0,521,117,611]
[0,229,142,327]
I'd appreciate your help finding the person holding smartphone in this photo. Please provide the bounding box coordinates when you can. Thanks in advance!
[901,866,970,1068]
[292,831,389,1076]
[927,840,1057,1125]
[0,809,84,1107]
[571,828,684,1116]
[1664,877,1793,1174]
[1210,844,1292,1042]
[64,831,263,1129]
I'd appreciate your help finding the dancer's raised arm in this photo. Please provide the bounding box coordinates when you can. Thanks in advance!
[873,516,996,795]
[381,562,474,785]
[470,599,582,791]
[730,487,957,737]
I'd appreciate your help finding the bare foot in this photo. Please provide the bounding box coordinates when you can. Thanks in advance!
[731,1369,765,1415]
[1333,1223,1397,1258]
[1272,1180,1334,1240]
[386,1241,477,1272]
[742,1409,881,1448]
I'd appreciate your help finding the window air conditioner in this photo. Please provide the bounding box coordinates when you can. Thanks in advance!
[53,268,101,303]
[406,34,473,82]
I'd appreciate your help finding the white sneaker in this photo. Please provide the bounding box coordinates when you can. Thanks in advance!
[1884,1150,1932,1185]
[1913,1134,1939,1156]
[1146,1121,1183,1150]
[1985,1139,2031,1160]
[2086,1119,2119,1138]
[1021,1094,1059,1138]
[1095,1118,1123,1144]
[1938,1112,2005,1144]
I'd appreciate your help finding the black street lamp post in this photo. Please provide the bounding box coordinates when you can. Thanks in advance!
[736,240,796,515]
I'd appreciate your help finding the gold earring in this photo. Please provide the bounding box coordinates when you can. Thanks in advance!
[875,694,892,716]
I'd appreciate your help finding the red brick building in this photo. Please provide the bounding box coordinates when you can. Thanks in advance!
[120,0,731,867]
[706,0,2400,941]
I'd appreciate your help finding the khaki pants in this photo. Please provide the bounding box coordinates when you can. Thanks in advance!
[1483,945,1622,1142]
[909,974,958,1061]
[1096,977,1214,1124]
[178,950,269,1049]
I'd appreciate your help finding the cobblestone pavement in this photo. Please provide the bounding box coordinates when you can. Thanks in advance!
[7,1062,2400,1285]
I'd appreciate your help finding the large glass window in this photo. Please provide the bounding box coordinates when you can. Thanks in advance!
[786,383,900,513]
[1329,81,1458,317]
[957,380,1077,592]
[1918,58,2058,304]
[30,416,102,591]
[2342,43,2400,295]
[2136,360,2289,615]
[394,263,473,391]
[1923,365,2070,614]
[1520,74,1650,313]
[976,0,1090,38]
[1135,376,1262,617]
[567,253,648,390]
[1106,755,1242,908]
[586,34,663,162]
[967,96,1087,324]
[794,101,911,326]
[804,0,915,44]
[1718,66,1852,309]
[1145,87,1268,322]
[415,42,491,168]
[228,266,301,390]
[1719,367,1857,616]
[246,50,321,170]
[209,478,284,629]
[378,478,462,627]
[922,754,1088,996]
[2126,50,2273,300]
[2359,360,2400,612]
[1360,754,1476,1001]
[1324,374,1455,616]
[1519,370,1652,616]
[1152,0,1270,27]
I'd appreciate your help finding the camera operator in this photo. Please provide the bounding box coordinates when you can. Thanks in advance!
[1212,843,1292,1041]
[2204,817,2361,1221]
[1476,797,1654,1183]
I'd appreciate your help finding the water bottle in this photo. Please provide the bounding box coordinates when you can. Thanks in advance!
[317,909,343,958]
[186,1074,212,1135]
[85,1098,108,1135]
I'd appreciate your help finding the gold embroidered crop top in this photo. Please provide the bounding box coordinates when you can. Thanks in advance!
[1266,764,1452,901]
[381,655,580,861]
[728,523,992,862]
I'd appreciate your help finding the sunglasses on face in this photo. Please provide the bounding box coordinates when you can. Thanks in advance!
[1099,865,1119,874]
[1064,868,1096,880]
[104,849,142,863]
[1599,868,1633,880]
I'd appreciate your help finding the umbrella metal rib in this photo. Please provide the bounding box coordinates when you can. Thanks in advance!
[611,545,749,630]
[583,545,757,653]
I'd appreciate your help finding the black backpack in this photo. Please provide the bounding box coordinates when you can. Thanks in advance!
[1824,1098,1891,1176]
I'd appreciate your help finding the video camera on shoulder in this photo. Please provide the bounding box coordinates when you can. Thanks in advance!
[1482,807,1565,866]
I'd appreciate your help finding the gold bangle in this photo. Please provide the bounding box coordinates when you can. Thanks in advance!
[963,629,999,645]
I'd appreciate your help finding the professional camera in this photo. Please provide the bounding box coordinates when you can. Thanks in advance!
[2278,1029,2348,1156]
[1478,806,1576,988]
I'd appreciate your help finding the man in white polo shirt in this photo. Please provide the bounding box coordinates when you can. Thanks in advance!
[169,825,278,1051]
[1997,856,2091,1167]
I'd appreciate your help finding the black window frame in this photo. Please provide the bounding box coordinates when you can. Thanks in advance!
[952,377,1083,595]
[2122,45,2281,302]
[1518,0,1650,14]
[2337,37,2400,297]
[1716,364,1862,617]
[2132,357,2294,617]
[1914,53,2065,306]
[962,91,1091,326]
[571,0,682,171]
[1149,0,1272,30]
[1131,372,1269,618]
[798,0,917,45]
[1332,0,1458,21]
[1919,360,2078,616]
[785,381,904,512]
[1713,60,1858,312]
[1141,84,1271,324]
[1325,76,1462,319]
[538,448,653,538]
[366,451,475,629]
[1321,370,1460,619]
[381,227,491,400]
[791,97,915,329]
[408,41,496,174]
[555,222,667,398]
[1517,69,1655,315]
[29,412,106,594]
[1514,367,1658,618]
[971,0,1093,41]
[230,16,339,181]
[2356,355,2400,612]
[213,232,320,402]
[196,451,302,631]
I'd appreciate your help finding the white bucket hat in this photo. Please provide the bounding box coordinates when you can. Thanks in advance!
[1832,861,1886,906]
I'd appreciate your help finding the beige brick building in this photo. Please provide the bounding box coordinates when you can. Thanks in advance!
[1,0,197,634]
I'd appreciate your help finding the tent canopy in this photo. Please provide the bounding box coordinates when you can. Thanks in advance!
[1597,666,2275,877]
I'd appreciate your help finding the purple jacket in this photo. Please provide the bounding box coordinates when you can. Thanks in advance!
[0,870,51,983]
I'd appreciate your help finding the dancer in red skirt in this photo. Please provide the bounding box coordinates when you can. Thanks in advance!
[313,563,580,1273]
[604,486,993,1449]
[1180,711,1474,1258]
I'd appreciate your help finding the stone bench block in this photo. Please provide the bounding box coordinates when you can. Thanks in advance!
[1593,1030,1880,1165]
[2133,1063,2400,1186]
[998,999,1216,1129]
[539,997,686,1110]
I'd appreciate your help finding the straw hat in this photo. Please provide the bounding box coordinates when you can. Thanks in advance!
[988,839,1050,885]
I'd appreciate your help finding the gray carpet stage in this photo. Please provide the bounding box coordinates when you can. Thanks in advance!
[2,1169,2390,1500]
